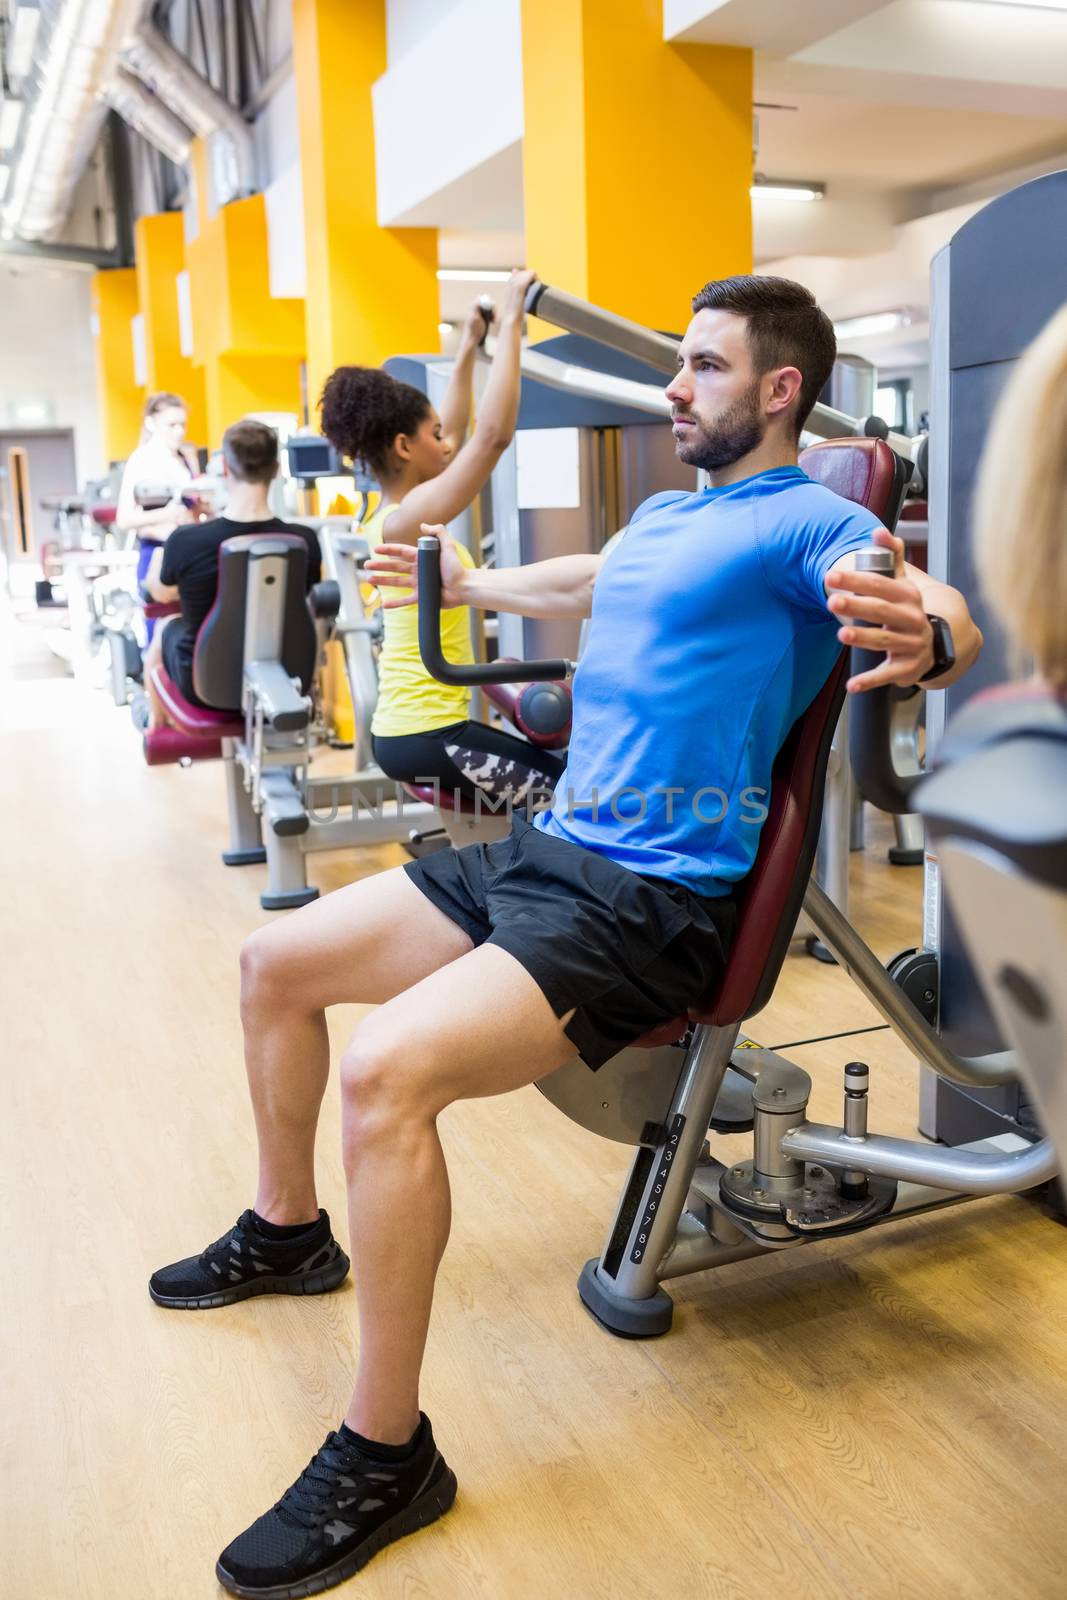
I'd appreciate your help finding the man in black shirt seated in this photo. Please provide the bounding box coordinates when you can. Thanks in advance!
[143,419,322,730]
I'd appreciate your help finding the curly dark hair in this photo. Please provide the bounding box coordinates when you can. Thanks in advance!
[691,275,837,440]
[318,366,431,476]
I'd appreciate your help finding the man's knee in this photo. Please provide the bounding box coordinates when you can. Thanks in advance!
[239,925,298,1013]
[340,1020,436,1153]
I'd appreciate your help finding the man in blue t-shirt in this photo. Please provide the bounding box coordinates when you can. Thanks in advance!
[152,276,982,1598]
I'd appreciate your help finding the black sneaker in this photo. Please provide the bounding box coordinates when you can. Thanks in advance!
[216,1415,457,1598]
[148,1209,349,1309]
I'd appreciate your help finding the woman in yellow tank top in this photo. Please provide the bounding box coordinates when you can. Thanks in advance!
[319,270,564,810]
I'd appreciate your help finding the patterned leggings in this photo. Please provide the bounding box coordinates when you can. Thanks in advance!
[372,720,565,809]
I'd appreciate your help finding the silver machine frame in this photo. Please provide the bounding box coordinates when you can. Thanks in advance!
[922,168,1067,1149]
[215,525,432,910]
[482,279,1062,1339]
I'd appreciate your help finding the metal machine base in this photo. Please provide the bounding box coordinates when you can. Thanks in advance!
[261,886,320,911]
[577,1259,674,1338]
[222,846,268,867]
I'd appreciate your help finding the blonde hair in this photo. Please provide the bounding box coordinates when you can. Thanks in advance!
[974,303,1067,690]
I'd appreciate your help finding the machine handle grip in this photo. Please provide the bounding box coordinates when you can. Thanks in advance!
[848,545,920,812]
[416,538,574,686]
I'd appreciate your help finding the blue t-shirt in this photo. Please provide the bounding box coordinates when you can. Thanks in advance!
[534,465,881,895]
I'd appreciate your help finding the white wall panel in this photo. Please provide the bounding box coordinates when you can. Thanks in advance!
[374,0,523,227]
[264,161,307,300]
[386,0,466,65]
[0,264,104,478]
[254,69,300,190]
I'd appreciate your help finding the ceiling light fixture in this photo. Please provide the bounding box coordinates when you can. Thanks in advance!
[970,1,1067,9]
[436,268,512,283]
[0,96,24,151]
[750,177,825,202]
[437,322,455,334]
[7,3,42,79]
[833,311,913,340]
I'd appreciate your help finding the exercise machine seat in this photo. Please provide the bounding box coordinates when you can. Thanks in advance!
[403,783,470,815]
[193,535,317,709]
[916,681,1067,1172]
[632,652,849,1045]
[918,682,1067,881]
[143,663,245,765]
[798,434,905,524]
[148,662,245,739]
[634,436,902,1045]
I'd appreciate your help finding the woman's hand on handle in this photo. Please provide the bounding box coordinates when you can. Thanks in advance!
[365,525,469,610]
[502,268,537,325]
[461,297,495,348]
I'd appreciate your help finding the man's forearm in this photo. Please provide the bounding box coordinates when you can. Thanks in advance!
[458,553,600,621]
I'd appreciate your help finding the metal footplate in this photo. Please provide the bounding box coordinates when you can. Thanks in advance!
[718,1158,896,1236]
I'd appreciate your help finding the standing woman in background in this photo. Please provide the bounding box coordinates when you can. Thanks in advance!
[116,392,200,640]
[319,269,565,810]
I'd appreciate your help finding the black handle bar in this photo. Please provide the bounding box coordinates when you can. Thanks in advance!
[417,538,575,685]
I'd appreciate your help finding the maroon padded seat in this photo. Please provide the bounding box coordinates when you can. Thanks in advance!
[632,435,901,1046]
[147,661,245,743]
[404,782,468,814]
[143,724,229,767]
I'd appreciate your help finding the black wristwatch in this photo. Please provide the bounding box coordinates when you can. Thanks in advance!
[921,614,956,681]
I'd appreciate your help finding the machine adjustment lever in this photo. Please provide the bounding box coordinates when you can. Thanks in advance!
[841,1061,870,1199]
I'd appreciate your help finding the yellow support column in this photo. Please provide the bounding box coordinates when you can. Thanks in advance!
[90,268,144,463]
[185,140,307,447]
[521,0,752,334]
[133,212,207,445]
[292,0,440,410]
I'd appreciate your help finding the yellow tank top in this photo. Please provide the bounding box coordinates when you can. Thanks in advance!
[368,503,478,737]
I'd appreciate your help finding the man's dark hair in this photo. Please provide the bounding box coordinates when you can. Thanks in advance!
[691,275,837,439]
[222,419,280,485]
[319,367,431,476]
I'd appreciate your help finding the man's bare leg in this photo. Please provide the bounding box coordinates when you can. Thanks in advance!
[141,627,170,730]
[237,866,475,1227]
[337,943,576,1443]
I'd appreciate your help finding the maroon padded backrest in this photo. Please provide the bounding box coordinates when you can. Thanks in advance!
[692,436,900,1027]
[696,653,848,1024]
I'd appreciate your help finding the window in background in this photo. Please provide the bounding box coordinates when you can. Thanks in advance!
[874,378,914,434]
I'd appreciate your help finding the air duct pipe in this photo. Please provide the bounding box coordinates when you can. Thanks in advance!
[121,20,254,201]
[100,69,193,168]
[1,0,148,241]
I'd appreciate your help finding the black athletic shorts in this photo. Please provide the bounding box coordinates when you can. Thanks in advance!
[160,617,207,708]
[404,814,737,1071]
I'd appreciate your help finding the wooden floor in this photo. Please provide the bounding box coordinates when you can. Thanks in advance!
[5,597,1067,1600]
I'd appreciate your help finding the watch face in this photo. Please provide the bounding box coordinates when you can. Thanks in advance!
[927,615,955,674]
